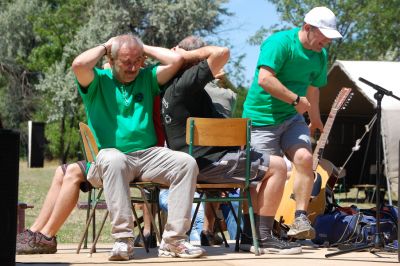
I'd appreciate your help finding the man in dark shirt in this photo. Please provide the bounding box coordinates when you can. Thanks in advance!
[161,36,302,255]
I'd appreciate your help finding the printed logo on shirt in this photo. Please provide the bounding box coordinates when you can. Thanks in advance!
[162,98,169,109]
[164,114,172,124]
[134,93,144,102]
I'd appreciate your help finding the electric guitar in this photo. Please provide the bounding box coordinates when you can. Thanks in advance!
[275,87,353,226]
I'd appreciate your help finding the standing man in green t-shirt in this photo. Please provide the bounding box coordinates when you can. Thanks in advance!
[72,34,205,261]
[242,7,342,239]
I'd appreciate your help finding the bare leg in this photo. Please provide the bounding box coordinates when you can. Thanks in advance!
[202,202,219,232]
[40,163,84,237]
[287,147,313,212]
[29,166,65,232]
[257,155,287,216]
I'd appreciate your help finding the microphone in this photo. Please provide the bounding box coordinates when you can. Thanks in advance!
[358,77,392,96]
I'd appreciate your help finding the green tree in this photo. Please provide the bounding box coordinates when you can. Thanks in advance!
[0,0,46,151]
[1,0,234,162]
[249,0,400,66]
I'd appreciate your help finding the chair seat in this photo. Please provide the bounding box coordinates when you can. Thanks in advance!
[196,183,245,189]
[130,181,169,189]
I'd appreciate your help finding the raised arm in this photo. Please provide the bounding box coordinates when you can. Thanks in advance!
[144,45,183,86]
[175,46,230,77]
[71,37,115,87]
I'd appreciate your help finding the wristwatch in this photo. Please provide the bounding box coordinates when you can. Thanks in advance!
[291,95,300,106]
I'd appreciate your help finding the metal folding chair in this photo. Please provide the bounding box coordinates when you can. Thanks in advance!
[186,117,260,255]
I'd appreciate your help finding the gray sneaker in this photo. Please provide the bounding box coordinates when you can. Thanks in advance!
[158,239,205,258]
[250,233,302,255]
[287,214,316,239]
[108,238,135,261]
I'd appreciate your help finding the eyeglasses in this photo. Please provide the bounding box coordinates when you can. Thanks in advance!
[118,56,145,68]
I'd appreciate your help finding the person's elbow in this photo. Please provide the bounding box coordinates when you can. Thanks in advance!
[71,57,86,74]
[171,52,184,69]
[217,47,230,65]
[258,73,269,88]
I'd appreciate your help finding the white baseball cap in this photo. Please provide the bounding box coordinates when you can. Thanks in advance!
[304,6,342,39]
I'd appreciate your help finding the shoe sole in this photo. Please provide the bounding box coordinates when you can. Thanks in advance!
[250,246,302,255]
[16,248,57,255]
[158,249,205,258]
[287,229,316,240]
[108,252,134,261]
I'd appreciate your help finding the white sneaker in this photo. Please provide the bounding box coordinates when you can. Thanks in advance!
[108,238,134,261]
[158,239,205,258]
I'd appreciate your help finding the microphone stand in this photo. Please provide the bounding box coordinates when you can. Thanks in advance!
[326,77,400,258]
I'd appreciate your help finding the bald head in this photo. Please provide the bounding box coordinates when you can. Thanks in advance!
[178,36,206,51]
[111,34,144,59]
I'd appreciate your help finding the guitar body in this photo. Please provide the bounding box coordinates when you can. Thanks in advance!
[275,159,337,226]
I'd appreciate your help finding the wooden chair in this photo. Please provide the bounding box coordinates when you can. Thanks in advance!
[76,122,163,255]
[186,117,260,256]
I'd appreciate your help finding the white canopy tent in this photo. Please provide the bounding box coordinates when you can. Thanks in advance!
[321,60,400,198]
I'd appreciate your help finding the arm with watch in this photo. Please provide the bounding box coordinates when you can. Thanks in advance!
[72,37,116,88]
[257,66,311,115]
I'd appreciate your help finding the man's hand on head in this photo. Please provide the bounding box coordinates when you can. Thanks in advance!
[103,37,117,55]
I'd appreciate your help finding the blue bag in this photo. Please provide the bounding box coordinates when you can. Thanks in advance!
[313,205,398,246]
[358,206,398,244]
[312,206,361,245]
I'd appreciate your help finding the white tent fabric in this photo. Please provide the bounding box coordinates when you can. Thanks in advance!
[330,61,400,192]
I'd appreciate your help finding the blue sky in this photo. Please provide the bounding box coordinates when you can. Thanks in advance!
[219,0,280,86]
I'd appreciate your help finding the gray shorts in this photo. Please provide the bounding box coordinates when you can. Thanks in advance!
[251,114,311,157]
[197,148,269,184]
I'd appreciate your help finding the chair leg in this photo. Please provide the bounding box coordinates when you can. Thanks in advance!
[235,200,242,252]
[83,189,92,249]
[155,188,164,237]
[131,203,149,253]
[246,191,260,256]
[140,188,162,244]
[90,210,109,255]
[208,200,229,248]
[227,201,242,235]
[76,189,104,254]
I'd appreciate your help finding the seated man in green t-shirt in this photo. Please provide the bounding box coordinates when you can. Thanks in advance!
[242,6,343,239]
[72,34,204,261]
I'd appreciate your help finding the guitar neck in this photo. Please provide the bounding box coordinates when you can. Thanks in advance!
[311,87,352,171]
[312,111,337,170]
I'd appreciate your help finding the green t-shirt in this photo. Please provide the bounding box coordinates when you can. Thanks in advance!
[243,27,328,126]
[78,66,160,153]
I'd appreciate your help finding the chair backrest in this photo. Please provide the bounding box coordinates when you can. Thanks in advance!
[79,122,99,162]
[186,117,251,183]
[185,117,249,147]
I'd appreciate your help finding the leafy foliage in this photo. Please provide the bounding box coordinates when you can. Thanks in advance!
[251,0,400,66]
[1,0,235,162]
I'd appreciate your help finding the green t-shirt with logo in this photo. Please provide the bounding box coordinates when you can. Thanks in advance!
[78,66,159,153]
[243,27,328,126]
